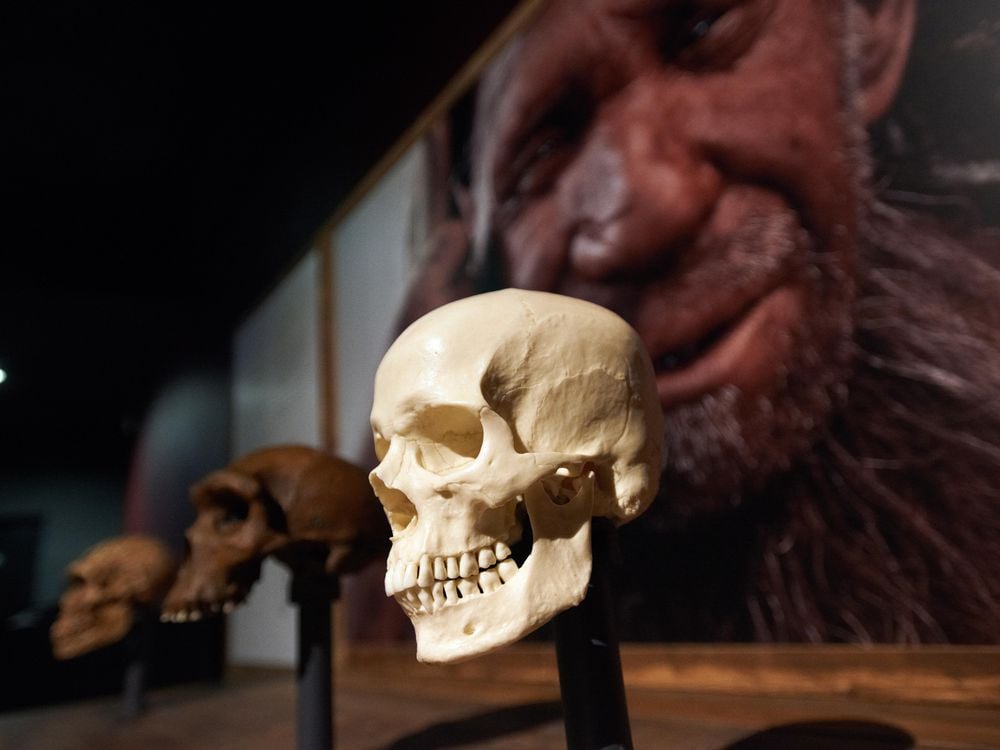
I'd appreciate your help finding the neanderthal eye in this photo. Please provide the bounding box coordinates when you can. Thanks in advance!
[660,5,725,60]
[500,85,593,201]
[689,14,718,42]
[658,1,766,71]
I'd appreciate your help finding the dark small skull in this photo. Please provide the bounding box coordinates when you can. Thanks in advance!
[51,535,176,659]
[162,445,387,621]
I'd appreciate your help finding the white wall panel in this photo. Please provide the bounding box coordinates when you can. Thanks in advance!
[228,250,320,666]
[332,142,427,465]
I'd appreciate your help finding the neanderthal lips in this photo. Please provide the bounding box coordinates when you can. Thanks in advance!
[654,318,735,373]
[652,283,803,408]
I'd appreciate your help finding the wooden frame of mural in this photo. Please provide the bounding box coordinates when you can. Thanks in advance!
[307,0,1000,723]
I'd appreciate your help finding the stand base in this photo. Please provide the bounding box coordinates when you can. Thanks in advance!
[291,574,339,750]
[121,606,153,720]
[553,518,633,750]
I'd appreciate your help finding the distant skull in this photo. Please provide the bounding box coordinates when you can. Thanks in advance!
[51,535,175,660]
[162,445,388,621]
[370,289,662,663]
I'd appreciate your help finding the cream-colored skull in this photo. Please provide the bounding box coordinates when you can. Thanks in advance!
[370,289,662,663]
[51,535,176,660]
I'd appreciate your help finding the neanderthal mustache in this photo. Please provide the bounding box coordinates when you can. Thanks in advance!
[472,197,814,320]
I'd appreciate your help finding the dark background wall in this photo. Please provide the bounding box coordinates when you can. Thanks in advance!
[0,0,519,709]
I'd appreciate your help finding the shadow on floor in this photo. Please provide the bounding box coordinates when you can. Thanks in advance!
[723,720,915,749]
[381,700,563,749]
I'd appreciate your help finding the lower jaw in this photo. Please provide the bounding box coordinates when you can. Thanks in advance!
[53,622,128,659]
[408,485,593,664]
[54,637,100,660]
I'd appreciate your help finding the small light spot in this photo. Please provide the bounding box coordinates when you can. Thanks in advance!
[0,368,6,385]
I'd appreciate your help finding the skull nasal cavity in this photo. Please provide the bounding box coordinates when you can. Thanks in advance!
[371,475,417,535]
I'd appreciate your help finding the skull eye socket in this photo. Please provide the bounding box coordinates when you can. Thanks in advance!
[211,491,250,532]
[412,405,484,474]
[370,475,417,536]
[373,433,390,461]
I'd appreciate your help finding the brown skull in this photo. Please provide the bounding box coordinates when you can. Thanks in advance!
[161,445,388,621]
[51,535,176,660]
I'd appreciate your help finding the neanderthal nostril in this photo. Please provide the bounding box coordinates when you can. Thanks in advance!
[569,230,616,282]
[563,129,720,283]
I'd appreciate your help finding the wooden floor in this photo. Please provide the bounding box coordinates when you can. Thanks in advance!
[2,659,998,750]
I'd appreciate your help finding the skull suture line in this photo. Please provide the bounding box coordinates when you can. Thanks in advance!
[51,535,176,660]
[162,446,388,622]
[370,289,662,663]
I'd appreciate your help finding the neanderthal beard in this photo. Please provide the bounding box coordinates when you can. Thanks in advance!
[755,204,1000,643]
[621,204,1000,643]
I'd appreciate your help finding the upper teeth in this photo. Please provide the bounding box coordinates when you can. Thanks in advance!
[160,598,238,622]
[386,541,519,615]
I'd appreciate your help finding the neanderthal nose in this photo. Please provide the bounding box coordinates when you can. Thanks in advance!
[561,124,718,281]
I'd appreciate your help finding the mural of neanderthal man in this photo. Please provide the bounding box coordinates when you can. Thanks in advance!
[399,0,1000,643]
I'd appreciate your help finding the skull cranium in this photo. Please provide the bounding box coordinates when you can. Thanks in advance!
[51,535,176,659]
[162,445,388,621]
[370,289,662,662]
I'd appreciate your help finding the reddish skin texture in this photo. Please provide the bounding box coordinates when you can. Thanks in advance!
[391,1,1000,645]
[163,446,388,618]
[486,0,854,351]
[440,0,878,515]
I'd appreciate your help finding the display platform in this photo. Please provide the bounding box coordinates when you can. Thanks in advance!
[1,645,997,749]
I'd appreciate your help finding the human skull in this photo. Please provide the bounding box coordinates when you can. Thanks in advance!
[370,289,662,662]
[51,535,175,660]
[162,445,388,621]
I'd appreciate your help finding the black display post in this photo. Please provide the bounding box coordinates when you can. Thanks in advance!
[121,606,153,719]
[290,574,340,750]
[552,518,633,750]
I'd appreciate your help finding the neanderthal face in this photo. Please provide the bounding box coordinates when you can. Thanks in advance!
[472,0,862,519]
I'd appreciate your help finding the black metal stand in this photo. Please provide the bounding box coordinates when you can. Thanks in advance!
[121,606,152,720]
[552,518,633,750]
[290,574,340,750]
